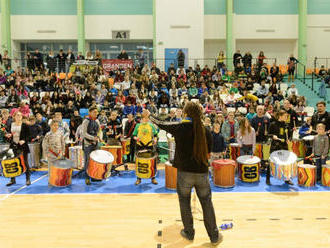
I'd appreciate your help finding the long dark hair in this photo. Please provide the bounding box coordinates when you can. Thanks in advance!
[183,102,208,166]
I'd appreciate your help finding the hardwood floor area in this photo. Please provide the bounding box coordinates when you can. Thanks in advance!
[0,192,329,248]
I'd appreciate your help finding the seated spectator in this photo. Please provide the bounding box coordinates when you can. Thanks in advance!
[287,83,299,96]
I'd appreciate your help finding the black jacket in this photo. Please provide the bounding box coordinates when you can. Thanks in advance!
[9,123,30,154]
[150,116,212,173]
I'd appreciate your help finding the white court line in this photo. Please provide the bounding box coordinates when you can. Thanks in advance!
[0,174,48,202]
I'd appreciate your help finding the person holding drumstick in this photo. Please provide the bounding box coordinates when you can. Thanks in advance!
[150,102,222,246]
[268,110,293,185]
[133,109,158,185]
[42,120,65,163]
[81,107,102,185]
[5,111,31,186]
[237,117,256,156]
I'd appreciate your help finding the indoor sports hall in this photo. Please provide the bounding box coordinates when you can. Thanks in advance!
[0,0,329,248]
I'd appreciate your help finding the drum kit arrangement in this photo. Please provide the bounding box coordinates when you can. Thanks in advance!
[211,139,329,188]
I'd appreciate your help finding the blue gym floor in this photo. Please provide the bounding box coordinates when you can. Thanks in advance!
[0,170,329,195]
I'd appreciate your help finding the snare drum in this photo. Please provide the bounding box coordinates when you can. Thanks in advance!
[69,146,84,169]
[0,153,26,178]
[254,143,271,160]
[290,139,305,158]
[87,150,114,180]
[121,138,131,155]
[211,159,236,188]
[101,146,123,165]
[135,151,157,179]
[229,143,240,160]
[322,164,330,187]
[270,150,297,181]
[165,162,177,190]
[28,142,41,168]
[237,156,261,183]
[298,164,316,187]
[48,159,74,187]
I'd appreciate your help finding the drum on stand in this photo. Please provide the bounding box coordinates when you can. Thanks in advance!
[101,146,123,166]
[322,164,330,187]
[290,139,305,158]
[237,155,261,183]
[135,150,157,179]
[69,146,84,170]
[165,161,177,190]
[121,138,131,156]
[87,150,114,180]
[211,159,236,188]
[28,142,41,168]
[48,159,74,187]
[270,150,298,181]
[229,143,240,161]
[298,164,316,187]
[167,133,175,164]
[0,153,26,178]
[254,143,271,161]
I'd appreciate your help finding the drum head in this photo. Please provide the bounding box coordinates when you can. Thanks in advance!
[237,155,260,164]
[303,135,314,141]
[299,164,316,169]
[91,150,114,164]
[212,159,236,166]
[270,150,297,165]
[52,159,74,169]
[167,133,174,139]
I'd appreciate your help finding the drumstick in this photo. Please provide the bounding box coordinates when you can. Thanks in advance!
[264,119,268,136]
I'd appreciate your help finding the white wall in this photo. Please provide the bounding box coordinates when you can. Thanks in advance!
[155,0,204,69]
[85,15,153,40]
[11,15,77,40]
[234,15,298,39]
[307,15,330,68]
[204,39,225,58]
[236,39,297,65]
[204,15,226,39]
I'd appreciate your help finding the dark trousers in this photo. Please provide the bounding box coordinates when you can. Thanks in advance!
[83,143,97,178]
[315,157,326,181]
[128,138,136,162]
[11,151,30,181]
[177,170,218,241]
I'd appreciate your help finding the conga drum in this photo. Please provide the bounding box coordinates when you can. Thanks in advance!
[237,155,261,183]
[135,150,157,179]
[121,138,131,155]
[211,159,236,188]
[101,145,123,165]
[322,164,330,187]
[290,139,305,158]
[298,164,316,187]
[69,146,84,169]
[254,143,271,161]
[0,153,26,178]
[48,159,74,187]
[270,150,297,181]
[229,143,240,160]
[165,162,177,190]
[87,150,114,180]
[28,142,41,168]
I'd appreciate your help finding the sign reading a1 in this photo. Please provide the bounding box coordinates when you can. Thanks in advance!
[112,31,130,40]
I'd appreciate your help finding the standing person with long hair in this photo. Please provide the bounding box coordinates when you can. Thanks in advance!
[150,102,222,245]
[237,117,256,155]
[5,111,31,186]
